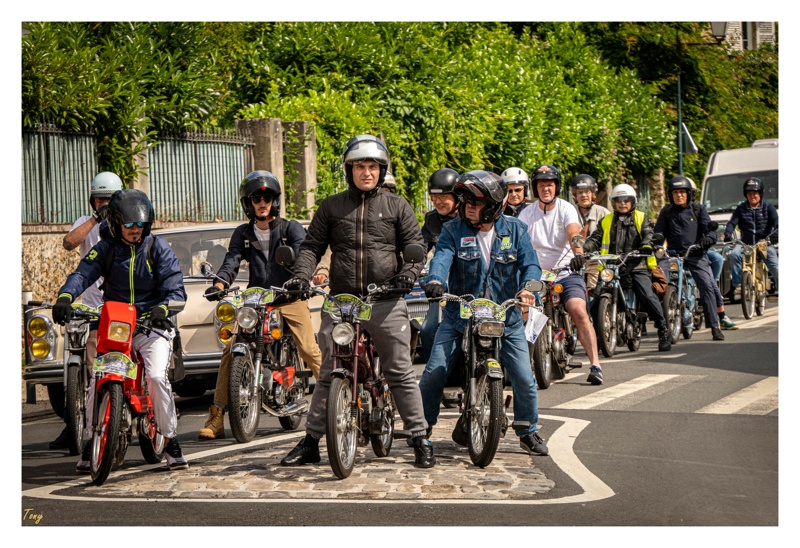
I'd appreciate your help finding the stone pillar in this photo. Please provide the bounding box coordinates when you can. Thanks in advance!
[236,118,285,216]
[647,168,666,217]
[283,121,317,220]
[131,109,150,196]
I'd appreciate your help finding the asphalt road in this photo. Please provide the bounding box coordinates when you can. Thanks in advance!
[20,304,781,535]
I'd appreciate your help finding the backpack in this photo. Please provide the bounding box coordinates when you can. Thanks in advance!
[242,218,288,263]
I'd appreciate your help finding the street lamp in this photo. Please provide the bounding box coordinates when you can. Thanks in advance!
[676,22,728,175]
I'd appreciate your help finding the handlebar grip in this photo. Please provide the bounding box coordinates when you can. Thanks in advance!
[27,300,44,306]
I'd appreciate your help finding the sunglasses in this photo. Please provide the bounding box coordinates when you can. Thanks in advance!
[250,195,273,204]
[123,222,145,229]
[508,188,525,194]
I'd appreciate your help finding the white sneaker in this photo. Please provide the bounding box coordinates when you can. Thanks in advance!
[165,438,189,470]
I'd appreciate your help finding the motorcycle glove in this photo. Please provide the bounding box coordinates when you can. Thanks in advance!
[395,274,415,293]
[422,281,444,300]
[93,204,108,222]
[52,295,73,325]
[284,277,311,300]
[204,285,222,302]
[723,232,734,243]
[149,305,172,331]
[569,253,585,272]
[698,236,716,250]
[640,244,653,255]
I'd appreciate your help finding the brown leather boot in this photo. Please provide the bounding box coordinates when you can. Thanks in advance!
[198,405,225,439]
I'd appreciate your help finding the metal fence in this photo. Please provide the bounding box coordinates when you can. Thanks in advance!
[149,131,254,222]
[21,125,99,224]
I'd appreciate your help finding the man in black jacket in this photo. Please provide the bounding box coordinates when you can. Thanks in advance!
[198,170,322,440]
[281,134,435,469]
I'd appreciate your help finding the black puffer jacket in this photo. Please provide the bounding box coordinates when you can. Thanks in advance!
[292,184,424,297]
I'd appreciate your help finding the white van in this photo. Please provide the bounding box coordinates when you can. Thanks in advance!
[700,139,778,228]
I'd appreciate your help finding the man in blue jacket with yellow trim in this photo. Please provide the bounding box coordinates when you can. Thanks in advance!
[52,189,189,473]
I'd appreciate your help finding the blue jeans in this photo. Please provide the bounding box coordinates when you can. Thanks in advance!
[729,244,779,289]
[707,250,723,282]
[419,301,440,364]
[419,318,539,437]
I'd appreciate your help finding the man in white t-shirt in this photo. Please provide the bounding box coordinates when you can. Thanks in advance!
[518,164,604,385]
[49,172,122,450]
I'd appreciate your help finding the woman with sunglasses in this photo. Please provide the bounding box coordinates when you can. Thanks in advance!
[53,188,190,472]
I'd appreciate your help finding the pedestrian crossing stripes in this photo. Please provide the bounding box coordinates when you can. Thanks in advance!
[553,374,681,410]
[696,377,779,415]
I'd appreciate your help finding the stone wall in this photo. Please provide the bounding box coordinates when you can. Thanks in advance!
[21,230,81,303]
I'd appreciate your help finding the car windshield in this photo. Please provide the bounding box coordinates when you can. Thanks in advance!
[703,170,778,213]
[156,227,249,281]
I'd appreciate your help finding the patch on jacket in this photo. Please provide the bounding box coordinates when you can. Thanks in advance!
[500,236,512,250]
[461,237,476,247]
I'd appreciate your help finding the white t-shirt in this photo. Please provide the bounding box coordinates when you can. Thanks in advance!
[476,226,495,275]
[518,198,580,280]
[71,215,103,309]
[253,224,271,261]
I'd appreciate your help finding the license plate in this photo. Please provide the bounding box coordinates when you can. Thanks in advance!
[93,352,138,379]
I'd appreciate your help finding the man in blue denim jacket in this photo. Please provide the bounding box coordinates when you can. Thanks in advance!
[419,171,549,457]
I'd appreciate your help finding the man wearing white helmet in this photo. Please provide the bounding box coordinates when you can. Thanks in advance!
[583,184,671,352]
[49,171,123,451]
[501,167,531,217]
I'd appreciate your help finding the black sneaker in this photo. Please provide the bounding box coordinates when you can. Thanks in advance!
[587,365,604,385]
[50,426,70,450]
[165,438,189,470]
[712,327,725,341]
[412,437,436,468]
[657,328,672,352]
[280,441,321,466]
[520,432,549,456]
[76,440,91,474]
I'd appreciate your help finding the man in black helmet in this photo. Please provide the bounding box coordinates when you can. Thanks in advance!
[197,170,322,440]
[280,134,435,470]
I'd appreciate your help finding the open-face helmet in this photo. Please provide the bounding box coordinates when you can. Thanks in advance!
[341,134,390,186]
[427,168,459,195]
[381,171,398,192]
[89,171,123,210]
[531,164,562,202]
[610,183,637,207]
[667,176,693,205]
[501,167,529,199]
[455,170,508,227]
[239,170,281,220]
[743,177,764,198]
[570,174,598,195]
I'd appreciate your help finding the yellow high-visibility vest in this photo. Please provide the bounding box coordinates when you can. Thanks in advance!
[600,210,657,269]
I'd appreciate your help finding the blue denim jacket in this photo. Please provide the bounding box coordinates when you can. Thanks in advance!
[423,215,542,333]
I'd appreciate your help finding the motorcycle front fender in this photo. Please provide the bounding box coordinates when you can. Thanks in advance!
[231,342,249,357]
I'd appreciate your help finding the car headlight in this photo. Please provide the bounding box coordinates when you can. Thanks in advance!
[216,302,236,323]
[28,316,48,338]
[236,307,259,330]
[332,323,355,346]
[218,325,233,344]
[30,339,51,359]
[600,268,615,283]
[476,320,505,338]
[108,321,131,342]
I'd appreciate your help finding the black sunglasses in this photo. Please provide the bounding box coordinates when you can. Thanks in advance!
[250,194,273,204]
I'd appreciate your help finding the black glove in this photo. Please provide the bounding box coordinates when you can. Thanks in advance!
[204,286,223,302]
[422,281,444,300]
[769,231,779,245]
[698,236,715,250]
[640,245,653,255]
[93,204,108,222]
[284,277,311,300]
[52,296,73,325]
[723,233,733,243]
[396,274,415,293]
[149,305,172,331]
[569,253,585,272]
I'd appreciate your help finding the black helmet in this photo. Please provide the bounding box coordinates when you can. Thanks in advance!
[107,189,155,241]
[455,170,508,227]
[570,174,598,194]
[341,134,390,186]
[743,177,764,198]
[531,164,562,201]
[427,168,459,195]
[239,170,282,219]
[667,175,693,205]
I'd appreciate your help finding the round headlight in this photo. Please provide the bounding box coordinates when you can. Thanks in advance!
[218,326,233,344]
[332,323,356,346]
[28,317,48,338]
[237,307,259,330]
[216,302,235,323]
[31,339,51,359]
[600,268,615,283]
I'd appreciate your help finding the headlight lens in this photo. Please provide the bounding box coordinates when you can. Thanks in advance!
[655,248,667,260]
[28,317,48,338]
[669,262,679,272]
[216,302,235,323]
[31,339,50,358]
[744,246,754,259]
[332,323,355,346]
[476,320,505,338]
[218,326,233,344]
[237,307,259,330]
[108,321,131,342]
[600,268,615,283]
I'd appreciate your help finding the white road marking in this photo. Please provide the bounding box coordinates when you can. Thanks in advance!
[22,414,614,505]
[735,308,779,330]
[696,377,779,415]
[553,374,680,410]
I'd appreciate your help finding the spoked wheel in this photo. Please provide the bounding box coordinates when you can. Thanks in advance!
[90,383,123,486]
[662,285,681,344]
[627,320,641,352]
[228,353,260,443]
[326,376,358,479]
[467,374,503,468]
[740,271,755,319]
[532,322,555,389]
[370,388,395,457]
[65,364,86,456]
[279,341,306,431]
[138,405,166,464]
[595,295,617,358]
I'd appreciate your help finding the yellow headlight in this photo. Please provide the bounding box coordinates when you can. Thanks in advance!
[108,321,131,342]
[31,339,50,358]
[216,302,235,323]
[219,326,233,344]
[28,317,48,338]
[600,268,615,282]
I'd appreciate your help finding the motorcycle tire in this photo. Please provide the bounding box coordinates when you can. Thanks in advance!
[741,271,755,319]
[662,285,681,345]
[682,304,694,339]
[90,383,123,486]
[370,387,395,457]
[627,330,641,352]
[532,323,555,389]
[278,340,306,431]
[467,375,503,468]
[595,295,617,358]
[138,405,166,464]
[326,376,358,479]
[47,383,66,420]
[228,353,260,443]
[65,363,86,456]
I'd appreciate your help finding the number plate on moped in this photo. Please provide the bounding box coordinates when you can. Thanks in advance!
[323,294,372,320]
[240,287,274,305]
[541,270,557,282]
[93,352,138,379]
[461,298,505,321]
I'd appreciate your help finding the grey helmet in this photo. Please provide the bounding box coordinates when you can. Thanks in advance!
[570,174,598,194]
[381,171,398,192]
[89,171,123,209]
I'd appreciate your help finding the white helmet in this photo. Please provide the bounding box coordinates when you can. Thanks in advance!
[90,171,123,209]
[501,167,529,198]
[610,183,637,206]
